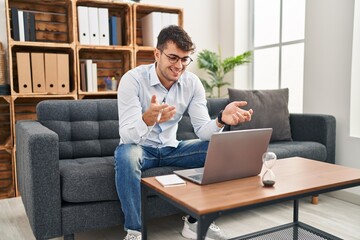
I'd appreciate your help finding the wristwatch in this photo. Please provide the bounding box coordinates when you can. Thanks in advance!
[217,110,226,125]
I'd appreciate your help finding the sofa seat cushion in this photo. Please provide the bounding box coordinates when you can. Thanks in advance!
[60,157,118,203]
[60,158,184,203]
[268,141,327,161]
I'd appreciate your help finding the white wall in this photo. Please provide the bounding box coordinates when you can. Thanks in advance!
[304,0,360,198]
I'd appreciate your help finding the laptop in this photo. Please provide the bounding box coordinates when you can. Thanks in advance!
[174,128,273,185]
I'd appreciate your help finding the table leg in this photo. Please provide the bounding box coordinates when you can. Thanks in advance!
[197,213,219,240]
[293,199,299,223]
[141,185,148,240]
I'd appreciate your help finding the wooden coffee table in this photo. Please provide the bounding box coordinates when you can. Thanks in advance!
[141,157,360,240]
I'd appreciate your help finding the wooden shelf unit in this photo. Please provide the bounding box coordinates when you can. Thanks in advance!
[2,0,183,199]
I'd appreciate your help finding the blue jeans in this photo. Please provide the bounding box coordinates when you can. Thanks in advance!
[114,139,209,231]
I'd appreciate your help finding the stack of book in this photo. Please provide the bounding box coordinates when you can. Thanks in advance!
[10,8,36,42]
[79,59,98,92]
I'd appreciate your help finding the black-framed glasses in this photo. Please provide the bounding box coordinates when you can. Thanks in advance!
[160,50,193,66]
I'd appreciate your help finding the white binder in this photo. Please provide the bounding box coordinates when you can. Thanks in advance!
[88,7,100,45]
[98,8,109,46]
[77,6,90,45]
[141,12,162,47]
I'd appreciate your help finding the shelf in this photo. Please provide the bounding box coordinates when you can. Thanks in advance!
[0,148,15,199]
[135,49,155,67]
[77,48,133,94]
[133,4,183,48]
[75,0,133,47]
[9,46,76,96]
[6,0,74,44]
[0,96,12,148]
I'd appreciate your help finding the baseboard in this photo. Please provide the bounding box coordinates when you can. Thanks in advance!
[325,190,360,205]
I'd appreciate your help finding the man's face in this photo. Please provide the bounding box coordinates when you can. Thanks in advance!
[154,41,192,89]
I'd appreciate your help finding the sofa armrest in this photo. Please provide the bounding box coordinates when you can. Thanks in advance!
[16,120,62,239]
[289,113,336,164]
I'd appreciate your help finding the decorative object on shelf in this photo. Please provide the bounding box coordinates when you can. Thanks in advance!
[197,48,251,98]
[261,152,277,187]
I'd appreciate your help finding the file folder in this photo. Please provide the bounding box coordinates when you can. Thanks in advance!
[31,52,46,93]
[45,53,58,93]
[77,6,90,44]
[16,52,32,93]
[98,8,109,46]
[88,7,100,45]
[57,53,70,94]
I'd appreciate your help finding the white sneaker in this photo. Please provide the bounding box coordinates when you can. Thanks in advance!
[124,229,142,240]
[181,216,227,240]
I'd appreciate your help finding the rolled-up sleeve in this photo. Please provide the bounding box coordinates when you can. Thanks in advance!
[117,72,148,144]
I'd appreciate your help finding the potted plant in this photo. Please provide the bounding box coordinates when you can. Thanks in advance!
[197,49,252,98]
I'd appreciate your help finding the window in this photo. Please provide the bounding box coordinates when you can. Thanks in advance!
[252,0,305,113]
[350,0,360,137]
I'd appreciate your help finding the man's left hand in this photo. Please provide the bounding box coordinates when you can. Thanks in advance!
[220,101,253,126]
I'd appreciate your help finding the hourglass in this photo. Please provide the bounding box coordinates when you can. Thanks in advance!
[262,152,277,187]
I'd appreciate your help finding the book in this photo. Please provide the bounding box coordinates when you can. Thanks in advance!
[18,10,25,41]
[11,8,19,41]
[155,174,186,187]
[85,59,93,92]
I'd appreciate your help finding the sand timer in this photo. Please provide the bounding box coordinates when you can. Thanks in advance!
[262,152,277,187]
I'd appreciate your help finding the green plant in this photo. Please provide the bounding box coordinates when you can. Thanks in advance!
[197,48,252,98]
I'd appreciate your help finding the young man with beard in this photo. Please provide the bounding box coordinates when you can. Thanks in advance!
[115,25,253,240]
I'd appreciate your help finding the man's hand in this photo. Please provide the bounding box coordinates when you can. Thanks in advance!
[218,101,253,126]
[142,95,176,126]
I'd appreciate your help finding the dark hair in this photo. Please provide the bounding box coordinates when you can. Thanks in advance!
[156,25,196,52]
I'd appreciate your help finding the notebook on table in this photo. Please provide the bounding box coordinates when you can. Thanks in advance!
[174,128,272,185]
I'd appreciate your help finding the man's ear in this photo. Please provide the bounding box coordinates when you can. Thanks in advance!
[154,48,161,62]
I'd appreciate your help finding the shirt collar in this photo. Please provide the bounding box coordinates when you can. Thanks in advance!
[149,63,183,87]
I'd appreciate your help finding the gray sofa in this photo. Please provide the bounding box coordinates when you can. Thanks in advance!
[15,98,336,240]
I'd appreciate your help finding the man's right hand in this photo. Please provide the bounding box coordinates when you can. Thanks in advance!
[142,95,176,126]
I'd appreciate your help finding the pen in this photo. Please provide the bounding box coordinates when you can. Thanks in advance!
[157,97,166,122]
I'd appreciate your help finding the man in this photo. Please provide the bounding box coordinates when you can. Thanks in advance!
[115,25,253,240]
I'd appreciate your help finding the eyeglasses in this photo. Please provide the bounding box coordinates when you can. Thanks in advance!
[160,50,193,66]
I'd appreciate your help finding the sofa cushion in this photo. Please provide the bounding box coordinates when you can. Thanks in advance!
[268,141,327,161]
[60,157,184,203]
[228,88,292,142]
[37,99,120,159]
[60,157,118,203]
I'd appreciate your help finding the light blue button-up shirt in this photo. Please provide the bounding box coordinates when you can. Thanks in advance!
[117,63,222,148]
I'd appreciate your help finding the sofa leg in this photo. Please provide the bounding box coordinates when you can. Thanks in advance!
[311,195,319,204]
[64,234,75,240]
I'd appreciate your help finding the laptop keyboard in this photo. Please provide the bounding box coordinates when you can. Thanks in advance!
[188,174,203,182]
